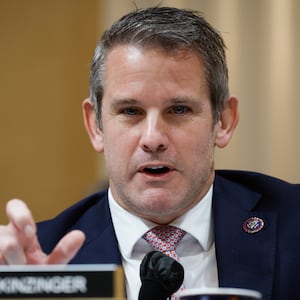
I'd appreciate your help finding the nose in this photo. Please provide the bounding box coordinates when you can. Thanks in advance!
[139,112,169,153]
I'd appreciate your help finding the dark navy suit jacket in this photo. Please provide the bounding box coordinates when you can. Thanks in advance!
[37,170,300,300]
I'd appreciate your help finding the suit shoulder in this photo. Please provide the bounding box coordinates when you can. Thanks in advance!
[37,190,109,252]
[41,190,108,223]
[215,170,300,198]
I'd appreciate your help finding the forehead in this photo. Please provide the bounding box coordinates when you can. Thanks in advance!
[103,45,209,96]
[104,44,203,69]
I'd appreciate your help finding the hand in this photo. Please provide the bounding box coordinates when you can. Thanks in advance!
[0,199,85,265]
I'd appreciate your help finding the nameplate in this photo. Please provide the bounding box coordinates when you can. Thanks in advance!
[0,264,125,299]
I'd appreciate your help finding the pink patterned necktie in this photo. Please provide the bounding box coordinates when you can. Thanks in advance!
[143,225,186,299]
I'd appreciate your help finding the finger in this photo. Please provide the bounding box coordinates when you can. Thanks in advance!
[1,199,37,264]
[0,234,26,264]
[0,253,5,264]
[6,199,36,239]
[47,230,85,264]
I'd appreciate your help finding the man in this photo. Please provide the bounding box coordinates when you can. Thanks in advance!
[0,6,300,300]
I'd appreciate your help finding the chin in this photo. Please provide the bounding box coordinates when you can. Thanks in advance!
[140,206,180,224]
[123,188,185,219]
[137,198,181,218]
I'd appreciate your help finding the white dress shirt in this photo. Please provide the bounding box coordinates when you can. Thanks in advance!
[108,186,218,300]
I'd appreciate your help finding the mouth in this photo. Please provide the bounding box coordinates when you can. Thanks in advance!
[138,163,175,177]
[142,166,171,175]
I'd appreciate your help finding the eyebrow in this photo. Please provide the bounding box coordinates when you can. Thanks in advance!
[110,96,201,107]
[168,97,200,105]
[110,98,139,110]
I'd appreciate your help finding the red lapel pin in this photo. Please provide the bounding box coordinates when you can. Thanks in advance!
[243,217,264,233]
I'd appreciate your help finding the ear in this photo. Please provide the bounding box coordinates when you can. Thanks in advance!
[82,98,104,153]
[215,96,239,148]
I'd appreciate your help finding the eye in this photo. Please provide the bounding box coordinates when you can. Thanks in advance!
[122,107,141,116]
[170,105,191,115]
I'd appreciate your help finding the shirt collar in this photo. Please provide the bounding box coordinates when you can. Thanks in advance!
[108,185,214,258]
[171,185,214,252]
[108,189,155,259]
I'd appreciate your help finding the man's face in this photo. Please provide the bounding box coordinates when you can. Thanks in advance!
[87,45,234,224]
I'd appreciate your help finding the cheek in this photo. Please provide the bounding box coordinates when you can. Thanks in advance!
[179,126,215,153]
[102,130,136,169]
[103,119,142,151]
[181,134,215,175]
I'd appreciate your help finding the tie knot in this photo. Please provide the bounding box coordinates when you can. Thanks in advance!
[143,225,186,260]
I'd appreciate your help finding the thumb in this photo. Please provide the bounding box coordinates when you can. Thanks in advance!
[46,230,85,264]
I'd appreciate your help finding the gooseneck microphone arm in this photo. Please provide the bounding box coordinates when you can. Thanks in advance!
[138,251,184,300]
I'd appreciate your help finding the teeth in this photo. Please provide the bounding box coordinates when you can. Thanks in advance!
[147,166,165,169]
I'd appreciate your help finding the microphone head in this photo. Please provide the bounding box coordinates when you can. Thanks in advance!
[138,251,184,300]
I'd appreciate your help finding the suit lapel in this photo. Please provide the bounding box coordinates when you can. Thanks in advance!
[70,194,122,265]
[213,174,277,300]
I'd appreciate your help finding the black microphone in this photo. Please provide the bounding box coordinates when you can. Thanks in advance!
[138,251,184,300]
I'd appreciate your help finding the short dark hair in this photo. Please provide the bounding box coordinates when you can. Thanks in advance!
[90,6,229,124]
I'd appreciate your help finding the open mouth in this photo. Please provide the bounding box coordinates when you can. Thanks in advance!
[142,166,171,175]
